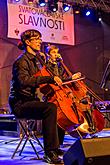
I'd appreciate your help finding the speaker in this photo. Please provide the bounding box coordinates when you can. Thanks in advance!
[63,137,110,165]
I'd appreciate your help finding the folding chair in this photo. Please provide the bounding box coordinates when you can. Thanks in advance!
[11,118,44,159]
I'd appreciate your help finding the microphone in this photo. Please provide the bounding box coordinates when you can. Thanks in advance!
[56,53,63,62]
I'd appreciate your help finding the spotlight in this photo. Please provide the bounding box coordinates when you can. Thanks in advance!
[14,0,20,2]
[96,8,103,22]
[48,0,58,12]
[86,10,91,16]
[39,0,46,7]
[63,3,71,12]
[73,5,81,14]
[82,6,92,17]
[81,6,96,18]
[99,17,102,22]
[75,10,80,14]
[28,0,34,4]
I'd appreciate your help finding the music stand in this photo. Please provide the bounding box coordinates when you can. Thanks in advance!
[100,60,110,90]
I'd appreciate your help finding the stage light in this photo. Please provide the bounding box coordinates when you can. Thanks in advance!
[73,5,81,14]
[28,0,33,4]
[14,0,20,2]
[81,6,92,17]
[99,17,102,22]
[39,0,46,7]
[75,10,80,14]
[48,0,58,12]
[81,6,95,18]
[63,3,71,12]
[97,9,102,21]
[86,10,91,16]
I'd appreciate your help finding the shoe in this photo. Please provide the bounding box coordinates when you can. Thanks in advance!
[44,150,62,164]
[54,148,64,156]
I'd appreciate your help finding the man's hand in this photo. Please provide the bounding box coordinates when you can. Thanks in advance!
[72,72,81,80]
[54,76,62,86]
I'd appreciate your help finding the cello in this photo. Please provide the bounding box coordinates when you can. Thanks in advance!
[35,52,105,138]
[59,59,105,135]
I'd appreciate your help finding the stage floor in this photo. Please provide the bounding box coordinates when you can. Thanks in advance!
[0,129,110,165]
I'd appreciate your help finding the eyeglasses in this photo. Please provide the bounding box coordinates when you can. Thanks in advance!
[29,37,42,42]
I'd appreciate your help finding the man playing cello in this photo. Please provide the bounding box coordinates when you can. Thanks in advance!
[45,44,81,144]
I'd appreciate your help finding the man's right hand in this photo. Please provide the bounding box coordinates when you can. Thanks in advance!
[54,76,62,86]
[72,72,81,80]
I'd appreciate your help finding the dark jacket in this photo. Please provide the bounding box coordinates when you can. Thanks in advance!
[9,52,54,102]
[46,60,72,81]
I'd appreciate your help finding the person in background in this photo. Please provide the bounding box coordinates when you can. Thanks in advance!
[45,44,81,146]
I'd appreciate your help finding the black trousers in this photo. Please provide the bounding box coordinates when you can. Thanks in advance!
[58,125,65,145]
[9,98,59,152]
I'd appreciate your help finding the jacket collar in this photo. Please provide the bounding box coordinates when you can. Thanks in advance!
[25,51,37,60]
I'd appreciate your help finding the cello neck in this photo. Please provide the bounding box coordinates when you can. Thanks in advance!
[60,60,73,76]
[36,52,56,76]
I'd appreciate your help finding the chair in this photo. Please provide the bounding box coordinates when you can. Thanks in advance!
[11,118,44,159]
